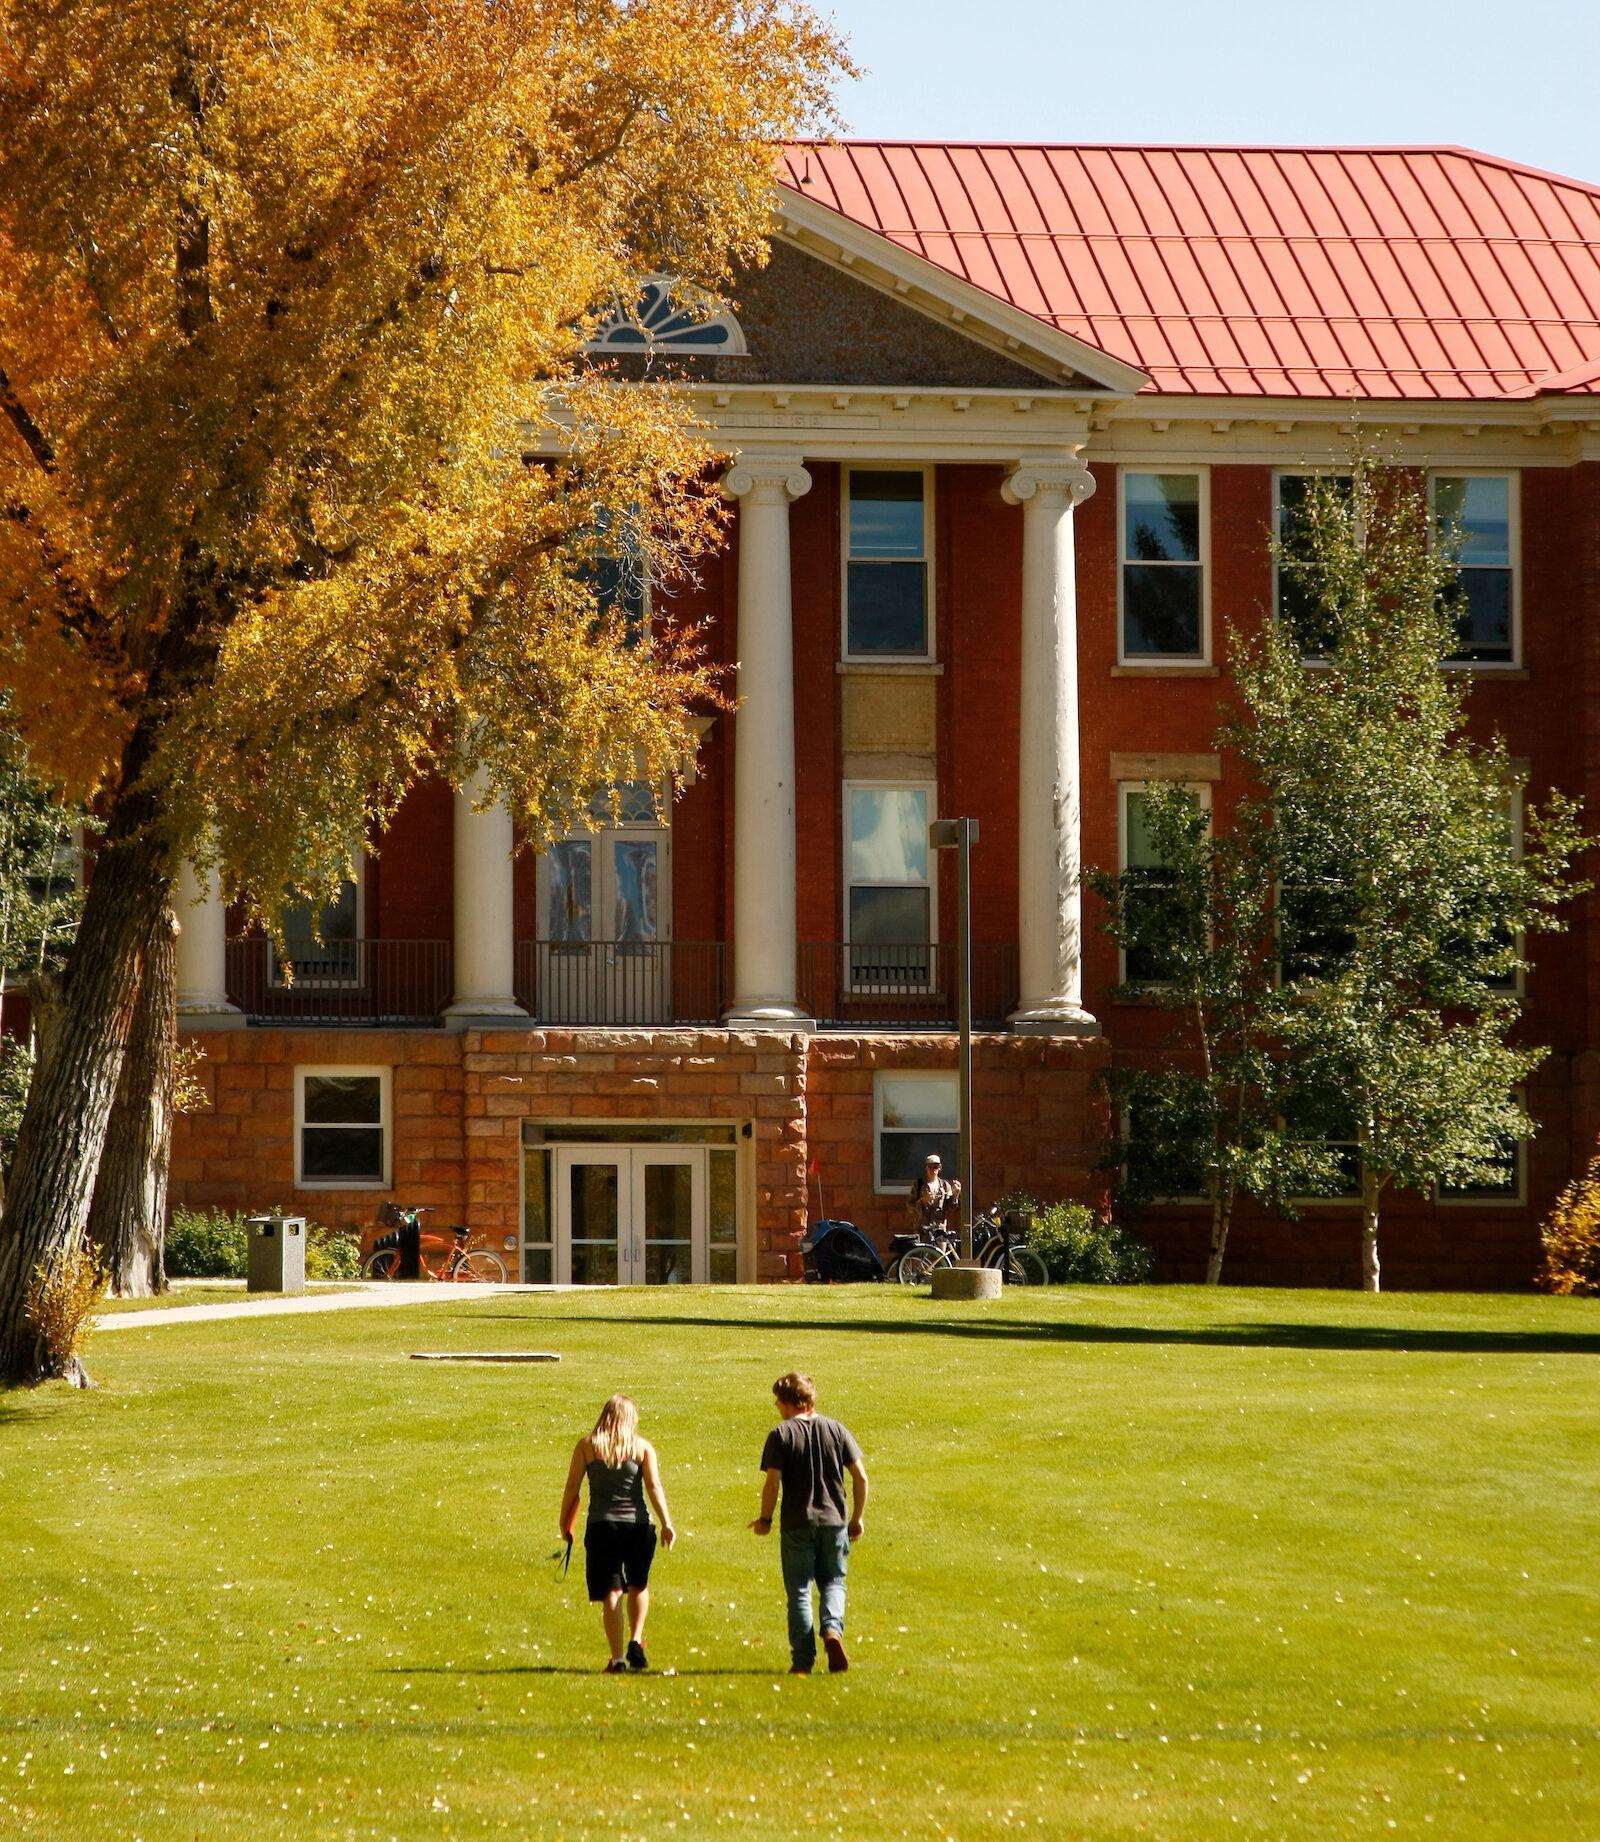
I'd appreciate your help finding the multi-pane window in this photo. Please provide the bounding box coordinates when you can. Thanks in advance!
[1117,785,1208,984]
[1284,1094,1362,1201]
[295,1068,389,1187]
[1120,471,1205,659]
[844,469,930,657]
[1123,1102,1205,1202]
[277,874,361,985]
[1433,474,1515,664]
[1439,1112,1524,1203]
[1275,472,1353,659]
[875,1072,959,1191]
[846,784,933,987]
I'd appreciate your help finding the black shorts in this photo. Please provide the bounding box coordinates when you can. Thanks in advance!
[584,1521,657,1601]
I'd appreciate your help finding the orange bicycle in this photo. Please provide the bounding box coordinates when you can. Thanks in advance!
[361,1206,508,1282]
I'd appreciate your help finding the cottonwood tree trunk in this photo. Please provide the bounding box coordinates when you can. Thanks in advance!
[1360,1168,1382,1294]
[88,901,178,1298]
[0,803,171,1382]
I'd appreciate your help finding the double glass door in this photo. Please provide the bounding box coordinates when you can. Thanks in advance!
[553,1146,738,1285]
[537,784,670,1024]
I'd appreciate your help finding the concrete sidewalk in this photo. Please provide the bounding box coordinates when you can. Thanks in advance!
[95,1282,558,1331]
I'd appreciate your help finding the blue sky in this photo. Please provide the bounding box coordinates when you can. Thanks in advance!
[829,0,1600,184]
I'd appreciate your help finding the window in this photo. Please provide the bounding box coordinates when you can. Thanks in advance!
[875,1072,958,1192]
[275,871,362,987]
[295,1068,390,1188]
[846,784,933,989]
[1278,869,1357,986]
[1120,470,1205,660]
[584,277,747,354]
[1274,472,1352,659]
[1432,474,1516,665]
[844,468,931,658]
[1284,1094,1361,1202]
[1439,1110,1525,1204]
[1123,1101,1207,1202]
[1117,784,1208,985]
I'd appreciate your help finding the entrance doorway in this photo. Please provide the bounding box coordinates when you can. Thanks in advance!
[535,787,671,1025]
[548,1143,740,1285]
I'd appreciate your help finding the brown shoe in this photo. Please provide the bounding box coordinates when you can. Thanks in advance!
[823,1632,849,1673]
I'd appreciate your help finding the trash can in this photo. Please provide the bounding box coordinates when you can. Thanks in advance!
[246,1215,306,1295]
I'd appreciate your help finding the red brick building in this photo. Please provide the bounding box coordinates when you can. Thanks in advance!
[169,144,1600,1288]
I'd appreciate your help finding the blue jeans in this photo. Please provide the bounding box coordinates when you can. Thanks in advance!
[779,1526,850,1671]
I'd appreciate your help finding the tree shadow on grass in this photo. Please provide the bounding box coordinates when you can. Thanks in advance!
[445,1310,1600,1357]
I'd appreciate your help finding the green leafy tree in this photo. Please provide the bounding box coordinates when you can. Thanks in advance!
[1089,782,1342,1285]
[1238,455,1590,1291]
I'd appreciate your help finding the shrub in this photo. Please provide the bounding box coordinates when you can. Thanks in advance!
[165,1209,362,1281]
[25,1243,109,1377]
[306,1227,362,1281]
[1022,1198,1153,1285]
[1537,1159,1600,1296]
[165,1207,250,1278]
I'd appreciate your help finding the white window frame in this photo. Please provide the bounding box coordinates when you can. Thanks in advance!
[271,860,366,990]
[843,780,939,992]
[1271,468,1355,664]
[294,1065,392,1190]
[1116,781,1212,987]
[841,464,936,663]
[873,1070,959,1195]
[1117,466,1210,666]
[1428,470,1520,669]
[1437,1088,1528,1207]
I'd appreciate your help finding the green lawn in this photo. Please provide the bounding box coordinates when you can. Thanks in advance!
[2,1287,1597,1841]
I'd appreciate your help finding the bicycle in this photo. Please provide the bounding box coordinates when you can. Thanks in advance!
[361,1206,508,1283]
[894,1207,1049,1287]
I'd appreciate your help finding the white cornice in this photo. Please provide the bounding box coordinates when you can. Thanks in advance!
[775,187,1149,399]
[685,381,1093,463]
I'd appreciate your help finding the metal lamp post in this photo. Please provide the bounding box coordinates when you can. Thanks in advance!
[929,817,978,1260]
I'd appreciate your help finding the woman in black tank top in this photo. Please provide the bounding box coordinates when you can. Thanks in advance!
[559,1394,677,1672]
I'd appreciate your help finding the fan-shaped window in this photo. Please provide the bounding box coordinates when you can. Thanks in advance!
[585,277,747,355]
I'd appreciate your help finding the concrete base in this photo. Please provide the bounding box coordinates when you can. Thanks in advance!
[442,1002,531,1033]
[930,1262,1003,1301]
[176,1004,247,1033]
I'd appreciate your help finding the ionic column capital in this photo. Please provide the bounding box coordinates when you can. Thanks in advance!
[721,455,813,505]
[1002,460,1096,509]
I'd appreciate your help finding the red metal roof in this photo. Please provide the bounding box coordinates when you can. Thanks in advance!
[779,143,1600,400]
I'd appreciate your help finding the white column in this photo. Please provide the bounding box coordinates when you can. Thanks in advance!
[722,455,812,1026]
[1002,459,1100,1036]
[175,857,243,1029]
[444,767,527,1025]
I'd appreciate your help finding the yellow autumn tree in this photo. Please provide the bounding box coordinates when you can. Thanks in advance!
[0,0,846,1378]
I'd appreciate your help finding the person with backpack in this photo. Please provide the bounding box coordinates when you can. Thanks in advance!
[749,1371,868,1675]
[559,1394,676,1672]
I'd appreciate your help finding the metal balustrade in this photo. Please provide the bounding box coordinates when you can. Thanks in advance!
[224,935,1019,1031]
[225,938,453,1026]
[514,940,729,1026]
[799,940,1019,1030]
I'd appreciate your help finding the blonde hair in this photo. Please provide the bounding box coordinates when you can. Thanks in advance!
[589,1394,643,1469]
[773,1371,817,1410]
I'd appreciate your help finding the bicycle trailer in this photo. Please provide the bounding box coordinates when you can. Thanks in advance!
[800,1218,887,1284]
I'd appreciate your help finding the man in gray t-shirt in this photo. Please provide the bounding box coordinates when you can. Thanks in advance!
[750,1370,868,1675]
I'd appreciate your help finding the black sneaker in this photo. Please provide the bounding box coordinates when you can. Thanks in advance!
[625,1640,649,1672]
[822,1632,849,1674]
[604,1657,629,1673]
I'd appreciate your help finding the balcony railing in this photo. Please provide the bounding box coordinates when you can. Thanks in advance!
[226,938,453,1026]
[515,940,728,1026]
[799,940,1019,1030]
